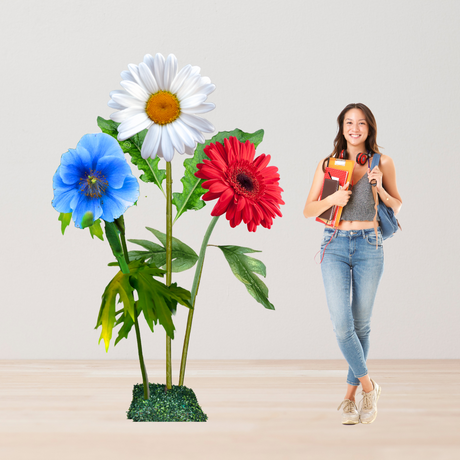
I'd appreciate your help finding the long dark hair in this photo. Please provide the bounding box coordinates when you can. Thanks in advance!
[322,103,382,172]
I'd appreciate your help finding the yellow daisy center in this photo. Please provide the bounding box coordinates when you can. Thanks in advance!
[145,91,181,125]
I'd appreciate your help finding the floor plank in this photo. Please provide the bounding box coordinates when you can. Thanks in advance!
[0,360,459,460]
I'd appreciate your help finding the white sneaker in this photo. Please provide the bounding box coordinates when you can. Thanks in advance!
[337,399,359,425]
[359,379,381,424]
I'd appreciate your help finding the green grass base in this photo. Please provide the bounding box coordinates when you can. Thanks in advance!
[127,383,208,422]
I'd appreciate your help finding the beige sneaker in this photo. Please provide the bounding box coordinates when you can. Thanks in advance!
[359,379,381,424]
[337,399,359,425]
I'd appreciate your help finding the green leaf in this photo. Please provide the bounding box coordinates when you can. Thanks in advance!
[97,116,166,194]
[58,213,72,235]
[96,260,168,350]
[128,266,192,339]
[95,267,135,352]
[88,219,104,240]
[104,221,129,274]
[114,303,137,346]
[172,128,265,223]
[217,245,274,310]
[127,227,198,273]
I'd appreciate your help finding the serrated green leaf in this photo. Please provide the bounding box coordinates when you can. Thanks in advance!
[127,227,198,273]
[89,219,104,240]
[129,273,192,339]
[114,302,137,346]
[217,245,274,310]
[96,260,167,350]
[172,128,265,223]
[58,213,72,235]
[97,116,166,194]
[95,268,135,352]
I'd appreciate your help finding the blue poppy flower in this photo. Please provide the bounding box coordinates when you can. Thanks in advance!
[52,133,139,228]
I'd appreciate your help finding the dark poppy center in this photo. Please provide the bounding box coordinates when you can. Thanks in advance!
[79,170,108,199]
[236,173,254,192]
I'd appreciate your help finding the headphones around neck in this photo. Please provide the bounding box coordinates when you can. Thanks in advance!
[338,150,372,165]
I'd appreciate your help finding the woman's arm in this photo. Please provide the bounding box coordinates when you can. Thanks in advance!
[368,154,403,215]
[303,160,352,218]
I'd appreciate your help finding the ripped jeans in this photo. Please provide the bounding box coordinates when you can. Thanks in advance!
[320,227,384,386]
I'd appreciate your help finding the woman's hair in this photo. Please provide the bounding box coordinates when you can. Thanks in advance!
[322,103,382,172]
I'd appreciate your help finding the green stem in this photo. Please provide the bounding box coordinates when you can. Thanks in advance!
[178,215,220,386]
[116,216,150,400]
[165,162,173,390]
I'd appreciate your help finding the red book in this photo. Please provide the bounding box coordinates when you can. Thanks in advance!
[316,167,348,226]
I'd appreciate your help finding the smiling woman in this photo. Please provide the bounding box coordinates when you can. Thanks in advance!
[303,103,403,426]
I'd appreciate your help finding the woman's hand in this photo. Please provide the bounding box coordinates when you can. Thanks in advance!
[368,166,383,190]
[328,182,352,207]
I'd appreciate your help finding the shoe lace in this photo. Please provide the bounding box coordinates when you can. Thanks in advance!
[359,391,374,411]
[337,399,356,413]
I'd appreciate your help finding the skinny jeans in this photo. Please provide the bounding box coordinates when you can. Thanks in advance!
[320,227,384,386]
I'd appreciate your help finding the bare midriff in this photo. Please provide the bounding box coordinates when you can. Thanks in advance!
[337,220,376,230]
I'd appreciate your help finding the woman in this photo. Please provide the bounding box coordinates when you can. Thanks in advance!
[303,103,402,425]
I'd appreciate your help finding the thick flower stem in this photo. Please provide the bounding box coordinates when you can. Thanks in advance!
[116,216,150,400]
[179,215,220,386]
[165,162,173,390]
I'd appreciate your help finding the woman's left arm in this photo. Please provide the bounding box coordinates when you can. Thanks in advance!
[368,155,403,215]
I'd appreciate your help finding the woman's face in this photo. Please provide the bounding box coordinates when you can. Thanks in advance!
[343,108,369,149]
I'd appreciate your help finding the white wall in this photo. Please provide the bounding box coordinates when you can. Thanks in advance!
[1,0,458,360]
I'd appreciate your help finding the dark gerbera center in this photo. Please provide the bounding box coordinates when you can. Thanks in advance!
[145,90,181,125]
[228,165,262,199]
[79,170,108,199]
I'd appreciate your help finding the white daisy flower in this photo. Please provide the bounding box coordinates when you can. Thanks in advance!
[108,53,216,162]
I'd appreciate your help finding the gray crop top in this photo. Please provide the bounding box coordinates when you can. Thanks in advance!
[340,172,379,222]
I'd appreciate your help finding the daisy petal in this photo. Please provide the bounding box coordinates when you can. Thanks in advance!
[180,113,214,133]
[121,70,136,82]
[153,53,165,90]
[170,64,192,94]
[120,80,150,102]
[163,54,178,90]
[180,94,207,109]
[112,93,146,109]
[127,64,149,93]
[160,126,174,161]
[177,75,201,100]
[173,119,196,148]
[141,124,161,159]
[108,99,125,110]
[184,143,196,156]
[139,62,159,94]
[118,112,150,132]
[166,123,184,154]
[117,118,152,141]
[110,107,146,123]
[182,103,215,114]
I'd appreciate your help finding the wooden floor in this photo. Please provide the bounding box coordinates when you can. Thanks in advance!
[0,360,459,460]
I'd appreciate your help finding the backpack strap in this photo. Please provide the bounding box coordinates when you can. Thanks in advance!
[370,153,380,248]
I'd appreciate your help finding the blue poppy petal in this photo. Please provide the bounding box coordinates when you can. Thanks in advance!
[96,155,132,189]
[60,146,92,185]
[52,167,79,213]
[109,175,140,202]
[100,191,128,222]
[72,194,103,229]
[78,133,125,170]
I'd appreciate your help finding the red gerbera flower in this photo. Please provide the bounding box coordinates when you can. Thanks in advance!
[195,137,284,232]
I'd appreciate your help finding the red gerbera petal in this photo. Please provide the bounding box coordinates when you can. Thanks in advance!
[195,136,283,231]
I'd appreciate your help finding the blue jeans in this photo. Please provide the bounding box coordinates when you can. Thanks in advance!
[320,227,384,386]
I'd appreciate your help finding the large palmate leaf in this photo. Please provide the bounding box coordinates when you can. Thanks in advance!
[130,274,192,338]
[97,116,166,194]
[128,227,198,272]
[95,265,135,352]
[96,259,190,350]
[217,245,274,310]
[172,128,265,223]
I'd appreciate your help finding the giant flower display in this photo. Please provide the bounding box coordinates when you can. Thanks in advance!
[108,53,215,162]
[195,137,284,232]
[52,133,139,228]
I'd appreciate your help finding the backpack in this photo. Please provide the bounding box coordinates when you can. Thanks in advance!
[370,153,401,240]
